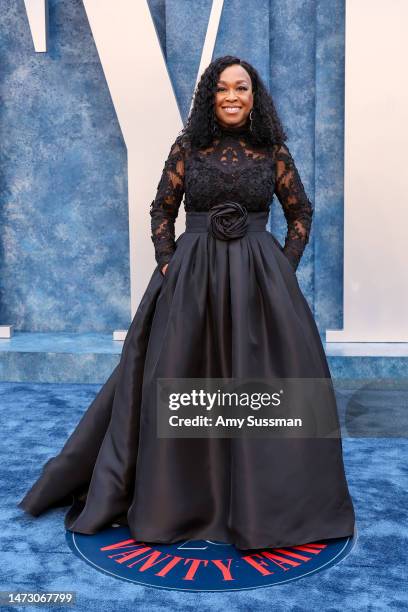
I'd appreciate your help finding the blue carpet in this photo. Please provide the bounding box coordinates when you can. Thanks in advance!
[1,381,407,610]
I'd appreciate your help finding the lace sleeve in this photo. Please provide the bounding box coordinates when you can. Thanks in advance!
[149,135,185,270]
[274,143,314,271]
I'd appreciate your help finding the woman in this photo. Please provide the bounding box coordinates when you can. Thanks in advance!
[18,56,355,550]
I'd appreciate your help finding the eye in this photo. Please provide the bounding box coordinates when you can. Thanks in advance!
[216,86,249,92]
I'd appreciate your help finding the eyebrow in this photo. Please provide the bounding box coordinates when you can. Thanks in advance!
[217,79,249,84]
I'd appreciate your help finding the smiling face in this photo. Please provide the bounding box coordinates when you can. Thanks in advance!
[214,64,254,129]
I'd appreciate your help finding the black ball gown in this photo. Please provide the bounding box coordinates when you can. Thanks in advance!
[18,118,355,550]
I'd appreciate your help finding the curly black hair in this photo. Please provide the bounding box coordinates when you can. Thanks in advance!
[180,55,288,150]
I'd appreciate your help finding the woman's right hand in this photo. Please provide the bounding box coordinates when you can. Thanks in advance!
[161,263,169,276]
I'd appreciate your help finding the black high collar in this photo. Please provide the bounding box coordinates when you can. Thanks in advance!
[215,117,251,136]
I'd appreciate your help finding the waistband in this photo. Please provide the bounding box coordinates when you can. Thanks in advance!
[185,210,269,233]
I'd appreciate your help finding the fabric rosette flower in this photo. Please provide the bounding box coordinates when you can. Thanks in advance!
[207,201,249,240]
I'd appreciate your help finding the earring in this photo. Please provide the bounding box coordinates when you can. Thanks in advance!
[249,108,254,131]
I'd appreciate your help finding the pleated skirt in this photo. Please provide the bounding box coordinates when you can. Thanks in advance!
[18,210,355,550]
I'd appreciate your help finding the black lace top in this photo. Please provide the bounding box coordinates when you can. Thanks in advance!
[149,119,314,272]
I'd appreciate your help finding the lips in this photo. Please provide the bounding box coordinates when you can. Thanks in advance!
[222,107,241,112]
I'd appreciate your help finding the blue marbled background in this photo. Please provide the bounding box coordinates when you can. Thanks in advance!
[0,0,345,334]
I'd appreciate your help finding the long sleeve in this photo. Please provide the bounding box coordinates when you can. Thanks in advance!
[274,143,314,271]
[150,136,185,270]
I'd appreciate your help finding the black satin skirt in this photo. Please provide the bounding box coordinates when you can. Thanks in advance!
[18,209,356,550]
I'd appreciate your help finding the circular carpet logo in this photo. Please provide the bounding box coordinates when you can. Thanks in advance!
[66,525,357,592]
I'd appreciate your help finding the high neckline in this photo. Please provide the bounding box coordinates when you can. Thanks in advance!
[215,117,251,136]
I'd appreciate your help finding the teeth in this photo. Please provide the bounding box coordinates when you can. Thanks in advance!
[224,107,240,113]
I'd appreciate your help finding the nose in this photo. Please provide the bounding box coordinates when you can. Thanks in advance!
[225,91,238,102]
